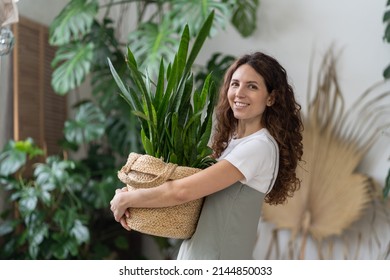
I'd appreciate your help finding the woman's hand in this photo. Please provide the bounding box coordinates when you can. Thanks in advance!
[110,186,131,231]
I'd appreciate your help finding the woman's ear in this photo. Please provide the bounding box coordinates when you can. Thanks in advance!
[267,92,275,106]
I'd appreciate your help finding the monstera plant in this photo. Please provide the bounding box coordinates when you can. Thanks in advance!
[0,0,262,260]
[49,0,259,95]
[47,0,259,164]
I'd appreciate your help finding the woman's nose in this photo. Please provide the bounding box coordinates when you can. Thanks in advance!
[235,86,245,97]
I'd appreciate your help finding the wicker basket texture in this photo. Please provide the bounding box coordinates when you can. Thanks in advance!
[117,153,204,239]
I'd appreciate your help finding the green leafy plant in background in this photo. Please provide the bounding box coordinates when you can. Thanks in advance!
[0,105,142,259]
[109,12,217,168]
[48,0,259,96]
[46,0,257,259]
[0,0,261,259]
[47,0,259,170]
[0,138,90,259]
[384,0,390,79]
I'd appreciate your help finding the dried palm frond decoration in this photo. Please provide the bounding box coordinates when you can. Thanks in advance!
[260,48,390,260]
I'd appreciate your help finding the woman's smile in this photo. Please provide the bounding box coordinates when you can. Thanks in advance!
[234,101,250,108]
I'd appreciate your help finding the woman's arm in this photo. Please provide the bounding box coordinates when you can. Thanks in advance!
[110,159,244,222]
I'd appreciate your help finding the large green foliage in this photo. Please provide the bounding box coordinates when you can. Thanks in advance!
[0,140,87,259]
[0,137,134,259]
[109,12,217,168]
[0,0,262,260]
[46,0,260,160]
[48,0,259,95]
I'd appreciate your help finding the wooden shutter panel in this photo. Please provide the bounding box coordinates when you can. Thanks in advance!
[12,16,67,156]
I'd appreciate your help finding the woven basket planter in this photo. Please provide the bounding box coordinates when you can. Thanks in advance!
[117,152,204,239]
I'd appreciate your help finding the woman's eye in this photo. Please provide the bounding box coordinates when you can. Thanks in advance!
[248,84,258,89]
[230,82,239,87]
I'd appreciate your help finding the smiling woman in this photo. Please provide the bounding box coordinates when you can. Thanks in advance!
[110,51,304,260]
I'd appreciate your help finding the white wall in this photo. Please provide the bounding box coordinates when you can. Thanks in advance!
[16,0,68,26]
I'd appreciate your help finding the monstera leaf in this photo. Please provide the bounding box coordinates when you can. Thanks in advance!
[169,0,232,36]
[64,102,105,145]
[231,0,259,37]
[127,17,179,75]
[49,0,98,46]
[51,42,94,95]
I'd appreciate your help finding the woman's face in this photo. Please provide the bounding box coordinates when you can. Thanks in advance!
[227,64,272,128]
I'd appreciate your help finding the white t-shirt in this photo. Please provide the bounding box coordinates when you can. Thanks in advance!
[177,128,279,259]
[218,128,279,193]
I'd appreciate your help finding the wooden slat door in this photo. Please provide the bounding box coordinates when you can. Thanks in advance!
[12,16,67,156]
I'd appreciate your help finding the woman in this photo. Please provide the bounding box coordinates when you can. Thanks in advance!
[110,51,304,259]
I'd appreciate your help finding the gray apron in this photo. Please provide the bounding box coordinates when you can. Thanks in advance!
[177,181,265,260]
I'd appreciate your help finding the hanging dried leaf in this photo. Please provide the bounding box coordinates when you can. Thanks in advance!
[261,48,390,259]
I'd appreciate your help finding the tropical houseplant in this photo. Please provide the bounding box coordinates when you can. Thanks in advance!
[109,11,216,168]
[0,116,142,260]
[0,0,260,259]
[108,11,217,239]
[47,0,256,158]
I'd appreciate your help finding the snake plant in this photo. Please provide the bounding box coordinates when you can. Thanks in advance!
[108,12,217,169]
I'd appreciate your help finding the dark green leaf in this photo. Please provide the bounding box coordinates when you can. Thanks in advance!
[176,25,190,82]
[114,235,129,250]
[384,64,390,79]
[384,23,390,43]
[108,11,217,168]
[155,59,166,110]
[141,129,153,155]
[185,11,215,74]
[231,0,259,37]
[384,10,390,23]
[107,57,136,109]
[384,168,390,198]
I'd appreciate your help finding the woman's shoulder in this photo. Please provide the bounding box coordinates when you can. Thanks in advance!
[237,128,277,147]
[221,129,278,160]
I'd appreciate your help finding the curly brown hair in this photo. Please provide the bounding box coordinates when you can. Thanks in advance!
[211,52,304,205]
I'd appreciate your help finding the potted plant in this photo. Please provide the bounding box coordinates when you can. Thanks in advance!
[108,11,216,239]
